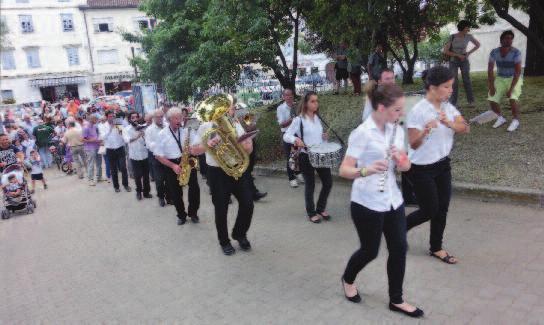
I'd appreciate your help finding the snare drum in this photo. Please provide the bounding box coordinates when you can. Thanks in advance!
[307,142,343,168]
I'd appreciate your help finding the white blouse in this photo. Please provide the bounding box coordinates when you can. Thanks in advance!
[406,99,460,165]
[282,115,324,152]
[346,116,405,212]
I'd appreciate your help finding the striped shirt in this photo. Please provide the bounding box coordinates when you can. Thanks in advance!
[489,47,522,78]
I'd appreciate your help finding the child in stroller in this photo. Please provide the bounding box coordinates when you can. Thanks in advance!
[1,164,36,219]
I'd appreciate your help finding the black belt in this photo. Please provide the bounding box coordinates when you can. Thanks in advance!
[168,157,181,164]
[411,156,450,169]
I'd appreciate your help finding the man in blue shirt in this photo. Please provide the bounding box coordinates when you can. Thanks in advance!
[488,30,523,132]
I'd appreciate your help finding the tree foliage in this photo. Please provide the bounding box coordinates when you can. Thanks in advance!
[305,0,496,84]
[125,0,311,101]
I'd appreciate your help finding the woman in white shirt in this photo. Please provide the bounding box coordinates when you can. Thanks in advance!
[339,83,423,318]
[283,91,332,224]
[405,66,469,265]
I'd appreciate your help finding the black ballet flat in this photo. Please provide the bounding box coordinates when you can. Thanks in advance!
[341,277,361,303]
[389,302,424,318]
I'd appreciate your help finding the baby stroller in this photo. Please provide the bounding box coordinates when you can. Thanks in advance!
[1,164,36,219]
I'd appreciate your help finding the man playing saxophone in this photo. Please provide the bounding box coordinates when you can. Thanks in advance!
[191,95,255,256]
[154,107,200,225]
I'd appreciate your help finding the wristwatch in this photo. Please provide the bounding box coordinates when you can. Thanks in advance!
[359,167,367,177]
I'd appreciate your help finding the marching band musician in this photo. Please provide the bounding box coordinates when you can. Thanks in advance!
[338,82,424,318]
[145,109,169,207]
[123,112,152,201]
[154,108,199,225]
[191,97,254,256]
[405,66,469,265]
[181,108,201,223]
[99,110,131,193]
[283,91,332,224]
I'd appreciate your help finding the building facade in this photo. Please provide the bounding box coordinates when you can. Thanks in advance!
[0,0,150,104]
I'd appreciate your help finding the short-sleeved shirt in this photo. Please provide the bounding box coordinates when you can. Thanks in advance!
[33,124,54,148]
[489,47,522,78]
[63,128,84,147]
[406,98,460,165]
[346,117,405,212]
[82,124,100,151]
[276,102,294,133]
[195,121,245,167]
[154,126,193,160]
[0,145,21,172]
[449,33,476,57]
[368,51,387,80]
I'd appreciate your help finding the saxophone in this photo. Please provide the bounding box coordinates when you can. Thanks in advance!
[195,94,249,180]
[178,120,199,186]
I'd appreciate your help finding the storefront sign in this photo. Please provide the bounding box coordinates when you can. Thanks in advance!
[104,73,135,81]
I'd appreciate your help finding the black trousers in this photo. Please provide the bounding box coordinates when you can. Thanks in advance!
[282,139,297,181]
[148,151,155,181]
[299,153,332,217]
[405,157,452,253]
[149,151,166,200]
[208,166,254,246]
[343,202,407,304]
[163,158,200,218]
[106,146,128,189]
[198,154,208,177]
[130,158,150,195]
[247,139,260,196]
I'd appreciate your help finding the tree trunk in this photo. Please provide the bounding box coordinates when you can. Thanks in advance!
[524,5,544,76]
[403,61,415,84]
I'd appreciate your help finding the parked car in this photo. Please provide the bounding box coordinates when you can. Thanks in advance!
[114,90,133,100]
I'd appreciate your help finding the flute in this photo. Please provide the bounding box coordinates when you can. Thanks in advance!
[378,121,399,193]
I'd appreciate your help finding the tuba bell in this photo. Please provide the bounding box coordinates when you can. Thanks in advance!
[195,94,249,180]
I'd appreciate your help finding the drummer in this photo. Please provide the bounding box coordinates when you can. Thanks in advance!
[283,91,333,224]
[362,68,395,121]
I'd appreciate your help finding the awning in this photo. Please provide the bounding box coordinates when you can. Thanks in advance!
[30,76,87,87]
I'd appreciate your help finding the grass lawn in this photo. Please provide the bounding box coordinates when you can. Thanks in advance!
[254,73,544,190]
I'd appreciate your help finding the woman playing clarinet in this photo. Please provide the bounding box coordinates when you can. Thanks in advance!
[405,66,469,264]
[339,82,424,318]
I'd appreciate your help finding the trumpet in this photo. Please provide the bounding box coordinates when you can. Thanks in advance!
[241,112,258,132]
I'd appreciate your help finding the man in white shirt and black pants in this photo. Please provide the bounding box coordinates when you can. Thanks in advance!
[277,89,303,188]
[100,111,131,193]
[154,108,199,225]
[145,109,168,207]
[124,112,152,201]
[192,100,255,256]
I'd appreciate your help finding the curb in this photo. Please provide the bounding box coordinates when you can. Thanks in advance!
[254,165,544,208]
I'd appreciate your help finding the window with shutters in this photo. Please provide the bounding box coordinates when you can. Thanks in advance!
[92,17,113,33]
[66,47,79,66]
[1,50,16,70]
[61,14,74,32]
[19,15,34,33]
[25,47,40,68]
[97,49,118,65]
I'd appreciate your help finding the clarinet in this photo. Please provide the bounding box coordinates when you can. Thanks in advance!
[378,121,399,193]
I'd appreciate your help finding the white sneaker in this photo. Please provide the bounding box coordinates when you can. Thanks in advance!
[507,119,519,132]
[289,179,299,188]
[89,180,96,186]
[492,116,507,128]
[296,174,305,184]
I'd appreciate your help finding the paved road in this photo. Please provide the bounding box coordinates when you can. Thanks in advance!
[1,170,543,324]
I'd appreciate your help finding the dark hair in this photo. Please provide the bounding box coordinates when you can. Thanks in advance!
[8,174,16,181]
[457,20,472,31]
[379,68,394,78]
[105,110,115,117]
[68,121,76,128]
[128,111,139,120]
[421,66,454,90]
[500,30,515,41]
[181,108,189,114]
[366,81,404,110]
[298,91,318,117]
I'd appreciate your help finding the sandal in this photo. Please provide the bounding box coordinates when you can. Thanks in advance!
[317,212,331,221]
[308,215,321,224]
[429,251,457,264]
